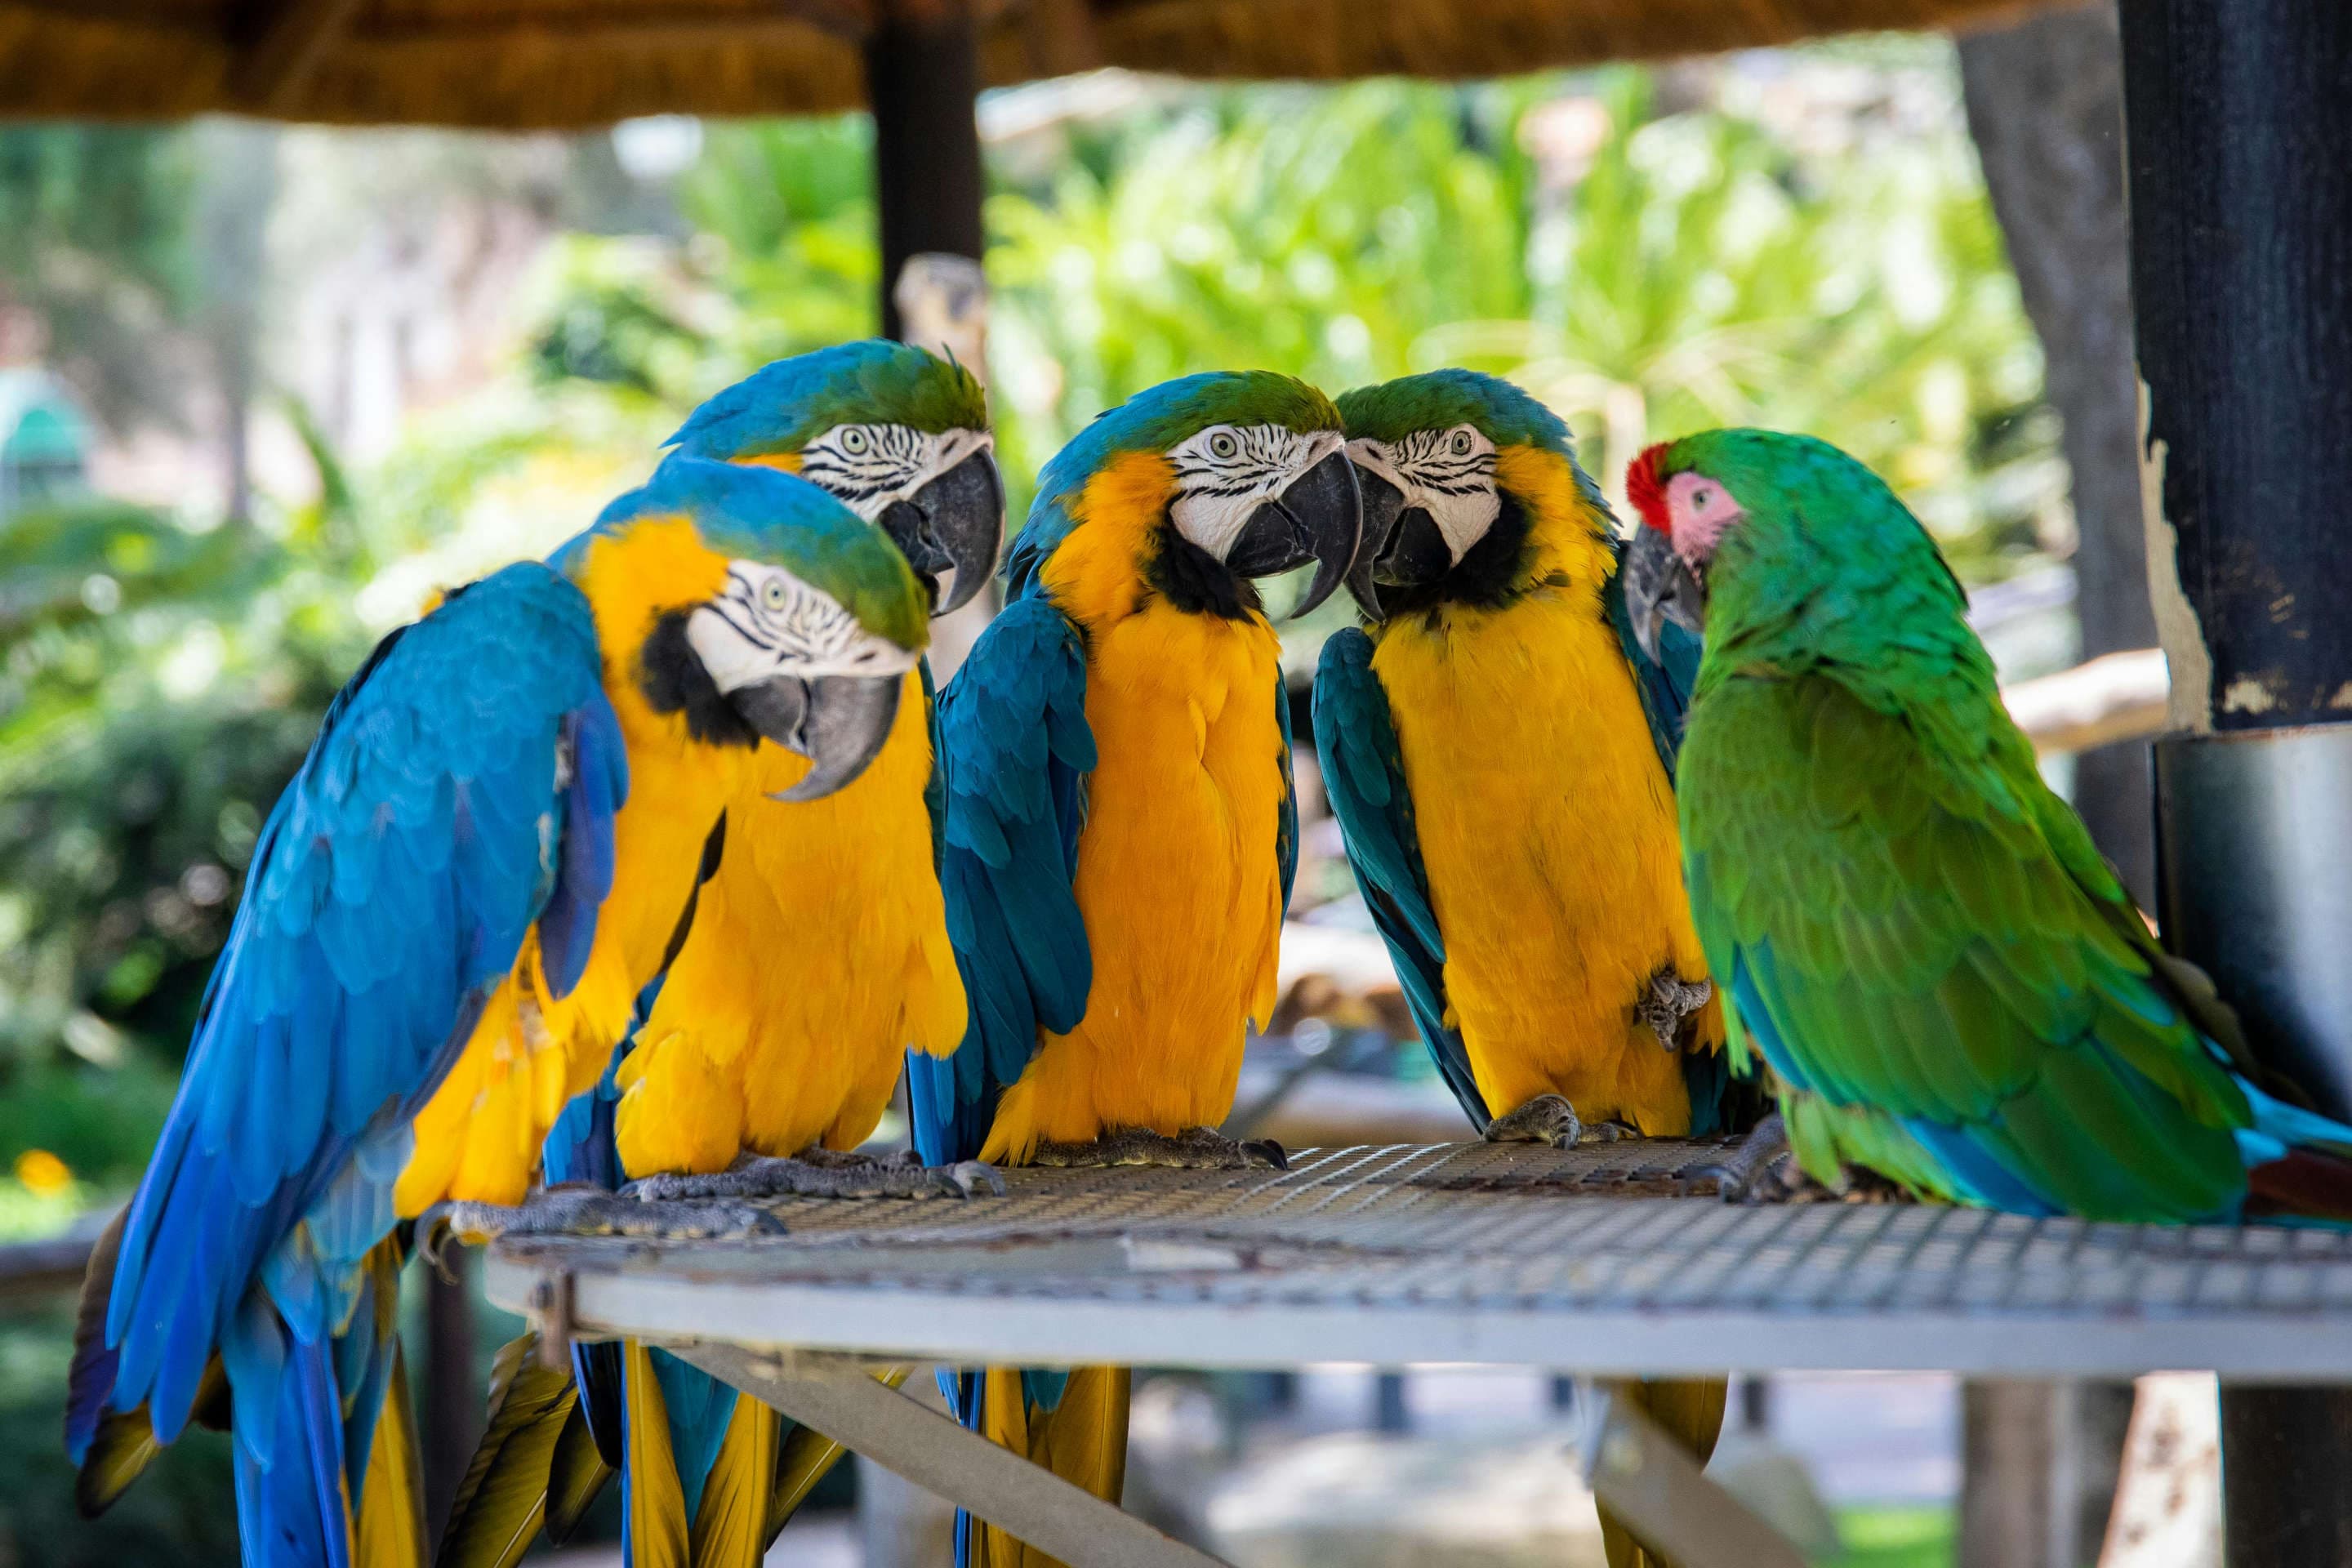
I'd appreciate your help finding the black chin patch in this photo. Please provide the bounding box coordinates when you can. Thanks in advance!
[637,610,760,749]
[1377,489,1540,620]
[1143,525,1261,621]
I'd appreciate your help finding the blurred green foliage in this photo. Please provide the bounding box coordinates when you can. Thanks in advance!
[0,50,2057,1206]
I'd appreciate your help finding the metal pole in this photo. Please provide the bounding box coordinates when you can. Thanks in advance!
[2119,3,2352,1564]
[863,2,983,342]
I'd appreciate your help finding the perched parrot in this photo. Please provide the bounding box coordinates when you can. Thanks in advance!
[1622,428,2352,1221]
[64,457,930,1568]
[1309,371,1754,1568]
[911,370,1361,1568]
[434,342,1007,1568]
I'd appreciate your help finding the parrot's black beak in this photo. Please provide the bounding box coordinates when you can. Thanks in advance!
[731,673,905,800]
[1343,466,1407,620]
[1623,526,1707,665]
[882,449,1004,617]
[1223,450,1362,620]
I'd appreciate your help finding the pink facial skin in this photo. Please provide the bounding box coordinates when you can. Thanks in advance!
[1665,470,1746,568]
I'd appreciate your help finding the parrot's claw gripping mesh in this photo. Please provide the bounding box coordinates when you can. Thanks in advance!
[1636,970,1715,1052]
[418,1185,784,1268]
[1031,1125,1291,1172]
[1685,1111,1792,1201]
[624,1154,1005,1203]
[1481,1094,1587,1149]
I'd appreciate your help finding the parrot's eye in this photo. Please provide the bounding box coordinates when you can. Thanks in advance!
[1450,430,1474,457]
[1208,431,1239,461]
[761,578,790,612]
[1691,486,1713,509]
[840,428,871,456]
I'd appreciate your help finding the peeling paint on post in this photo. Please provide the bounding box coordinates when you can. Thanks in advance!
[2121,0,2352,733]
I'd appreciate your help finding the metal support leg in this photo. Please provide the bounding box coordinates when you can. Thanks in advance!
[678,1345,1230,1568]
[1575,1382,1807,1568]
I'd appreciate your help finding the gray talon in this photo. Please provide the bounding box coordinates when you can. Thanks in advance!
[1032,1125,1285,1171]
[1483,1094,1584,1149]
[421,1185,784,1246]
[626,1152,1001,1202]
[1686,1112,1793,1202]
[1637,970,1714,1052]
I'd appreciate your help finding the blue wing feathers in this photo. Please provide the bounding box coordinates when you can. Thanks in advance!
[912,596,1095,1165]
[82,561,618,1510]
[1603,546,1701,781]
[1311,630,1486,1126]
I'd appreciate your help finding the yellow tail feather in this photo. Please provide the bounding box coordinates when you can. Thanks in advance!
[1595,1375,1729,1568]
[971,1366,1132,1568]
[355,1343,427,1568]
[545,1399,617,1545]
[434,1332,575,1568]
[624,1342,690,1568]
[690,1391,780,1568]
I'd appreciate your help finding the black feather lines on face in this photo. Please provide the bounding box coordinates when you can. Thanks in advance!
[637,608,761,748]
[1377,487,1539,622]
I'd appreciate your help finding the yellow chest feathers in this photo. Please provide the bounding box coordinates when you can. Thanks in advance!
[1366,454,1712,1127]
[398,518,746,1212]
[978,454,1290,1160]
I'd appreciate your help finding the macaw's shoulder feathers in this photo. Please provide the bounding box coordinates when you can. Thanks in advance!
[666,340,988,462]
[1005,370,1342,593]
[555,455,929,653]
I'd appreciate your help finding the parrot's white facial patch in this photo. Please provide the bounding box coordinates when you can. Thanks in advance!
[688,561,917,693]
[797,424,995,522]
[1664,471,1746,568]
[1167,424,1348,561]
[1346,424,1499,564]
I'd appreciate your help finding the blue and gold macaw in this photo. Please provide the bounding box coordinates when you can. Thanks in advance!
[1311,372,1757,1568]
[65,459,929,1568]
[911,371,1361,1568]
[434,342,1005,1568]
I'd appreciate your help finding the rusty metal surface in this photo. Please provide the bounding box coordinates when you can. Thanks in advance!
[483,1141,2352,1380]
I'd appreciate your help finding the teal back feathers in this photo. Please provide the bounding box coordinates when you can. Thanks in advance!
[1004,370,1343,595]
[666,341,987,461]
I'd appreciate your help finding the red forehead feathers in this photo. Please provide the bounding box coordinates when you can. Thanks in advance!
[1625,443,1672,534]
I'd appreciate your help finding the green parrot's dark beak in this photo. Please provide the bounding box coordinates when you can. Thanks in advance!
[732,673,906,801]
[1624,525,1706,666]
[1223,450,1362,620]
[880,449,1004,617]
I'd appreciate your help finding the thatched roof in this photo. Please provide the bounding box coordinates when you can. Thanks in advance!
[1,0,2042,128]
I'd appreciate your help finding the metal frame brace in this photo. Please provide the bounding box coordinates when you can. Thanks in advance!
[673,1343,1804,1568]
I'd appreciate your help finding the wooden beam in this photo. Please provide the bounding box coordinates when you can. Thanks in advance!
[1576,1383,1808,1568]
[228,0,368,110]
[677,1344,1230,1568]
[865,2,983,340]
[354,1,873,48]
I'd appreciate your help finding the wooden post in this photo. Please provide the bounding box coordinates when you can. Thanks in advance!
[864,2,983,342]
[2119,4,2352,1565]
[2120,0,2352,734]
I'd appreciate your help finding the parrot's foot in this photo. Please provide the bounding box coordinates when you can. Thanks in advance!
[417,1184,783,1269]
[1031,1126,1290,1172]
[1482,1094,1610,1149]
[625,1154,1006,1203]
[1636,969,1714,1052]
[1685,1112,1792,1201]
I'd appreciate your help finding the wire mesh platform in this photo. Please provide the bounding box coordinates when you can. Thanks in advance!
[483,1140,2352,1381]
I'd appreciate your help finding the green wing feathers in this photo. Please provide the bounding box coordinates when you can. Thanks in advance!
[1682,670,2254,1221]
